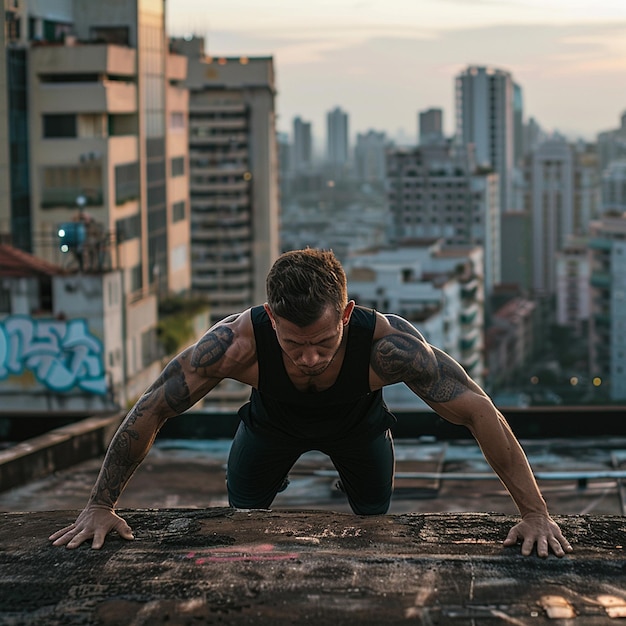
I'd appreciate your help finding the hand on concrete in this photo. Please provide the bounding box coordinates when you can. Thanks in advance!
[48,505,134,549]
[503,513,573,558]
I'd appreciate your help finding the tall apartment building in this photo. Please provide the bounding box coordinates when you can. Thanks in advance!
[0,0,193,410]
[455,65,516,212]
[523,138,600,295]
[170,36,280,326]
[418,107,444,146]
[326,106,349,170]
[588,215,626,401]
[292,116,312,172]
[386,143,500,296]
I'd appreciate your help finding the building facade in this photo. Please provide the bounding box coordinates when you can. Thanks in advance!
[386,143,500,296]
[588,215,626,401]
[171,36,280,328]
[455,65,516,213]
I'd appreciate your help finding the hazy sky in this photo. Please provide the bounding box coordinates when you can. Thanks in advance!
[166,0,626,144]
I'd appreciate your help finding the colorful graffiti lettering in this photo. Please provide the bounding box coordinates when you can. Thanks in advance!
[185,544,300,564]
[0,315,107,395]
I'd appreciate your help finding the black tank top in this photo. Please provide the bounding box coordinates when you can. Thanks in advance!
[238,305,395,440]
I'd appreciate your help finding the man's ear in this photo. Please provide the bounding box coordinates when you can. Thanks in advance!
[263,303,277,329]
[342,300,356,325]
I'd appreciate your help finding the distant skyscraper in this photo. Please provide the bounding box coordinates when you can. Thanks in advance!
[419,108,444,145]
[597,111,626,173]
[455,65,516,212]
[292,116,312,171]
[326,106,349,169]
[513,83,524,165]
[524,138,599,295]
[354,130,387,183]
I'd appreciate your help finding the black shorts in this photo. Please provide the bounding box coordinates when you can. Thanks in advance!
[226,421,395,515]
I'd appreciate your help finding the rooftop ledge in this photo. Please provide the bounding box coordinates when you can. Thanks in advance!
[2,508,624,624]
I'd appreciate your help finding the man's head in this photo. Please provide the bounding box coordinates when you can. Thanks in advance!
[266,248,348,326]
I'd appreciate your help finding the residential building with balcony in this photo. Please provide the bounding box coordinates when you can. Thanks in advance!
[588,214,626,401]
[171,35,279,330]
[343,240,485,404]
[555,237,590,336]
[386,143,500,297]
[0,1,193,411]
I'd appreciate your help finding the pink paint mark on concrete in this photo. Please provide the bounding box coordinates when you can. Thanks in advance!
[185,543,299,564]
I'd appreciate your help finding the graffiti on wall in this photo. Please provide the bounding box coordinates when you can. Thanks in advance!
[0,315,107,395]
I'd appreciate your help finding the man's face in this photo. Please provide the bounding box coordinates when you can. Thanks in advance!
[265,302,355,377]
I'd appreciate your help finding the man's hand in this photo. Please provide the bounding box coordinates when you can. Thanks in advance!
[503,513,573,558]
[48,505,134,550]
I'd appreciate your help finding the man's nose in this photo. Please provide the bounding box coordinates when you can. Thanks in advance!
[298,348,321,366]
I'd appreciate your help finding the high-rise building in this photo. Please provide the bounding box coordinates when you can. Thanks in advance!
[292,116,312,172]
[601,160,626,213]
[386,143,500,295]
[524,138,600,295]
[0,0,193,409]
[597,111,626,173]
[170,36,280,326]
[555,237,590,336]
[326,106,349,170]
[588,214,626,401]
[354,130,387,184]
[455,65,516,212]
[418,108,444,146]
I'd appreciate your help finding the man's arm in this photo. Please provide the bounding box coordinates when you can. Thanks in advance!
[49,317,250,549]
[370,314,573,558]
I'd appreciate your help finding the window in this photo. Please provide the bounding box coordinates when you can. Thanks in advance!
[171,156,185,177]
[170,112,185,129]
[43,114,76,138]
[172,200,186,222]
[115,162,140,205]
[0,283,10,313]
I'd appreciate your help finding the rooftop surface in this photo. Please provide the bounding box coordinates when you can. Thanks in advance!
[2,508,625,625]
[1,435,626,624]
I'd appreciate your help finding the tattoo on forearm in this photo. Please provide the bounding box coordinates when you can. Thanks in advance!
[91,427,141,506]
[191,326,234,369]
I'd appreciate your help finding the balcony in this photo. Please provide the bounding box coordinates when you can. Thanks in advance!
[590,271,611,289]
[39,81,137,114]
[588,238,612,251]
[32,43,136,77]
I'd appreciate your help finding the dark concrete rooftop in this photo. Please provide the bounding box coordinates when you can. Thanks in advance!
[2,508,625,625]
[2,417,626,624]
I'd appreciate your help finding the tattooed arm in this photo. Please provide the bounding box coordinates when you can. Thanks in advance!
[49,312,256,550]
[371,314,572,558]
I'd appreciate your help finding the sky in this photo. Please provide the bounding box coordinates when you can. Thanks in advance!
[166,0,626,145]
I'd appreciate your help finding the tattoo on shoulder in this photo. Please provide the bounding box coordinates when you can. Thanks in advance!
[191,326,234,369]
[372,325,470,403]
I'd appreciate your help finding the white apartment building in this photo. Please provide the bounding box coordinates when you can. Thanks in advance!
[455,65,516,212]
[344,241,485,395]
[386,143,500,296]
[588,215,626,401]
[354,130,387,184]
[524,138,600,296]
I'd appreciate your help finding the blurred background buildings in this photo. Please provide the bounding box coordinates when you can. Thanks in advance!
[0,0,624,422]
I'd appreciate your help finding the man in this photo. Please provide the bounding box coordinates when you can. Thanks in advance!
[50,249,572,558]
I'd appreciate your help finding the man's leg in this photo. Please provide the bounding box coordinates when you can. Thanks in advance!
[323,429,395,515]
[227,421,302,509]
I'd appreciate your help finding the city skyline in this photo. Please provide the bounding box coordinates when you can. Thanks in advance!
[167,0,626,144]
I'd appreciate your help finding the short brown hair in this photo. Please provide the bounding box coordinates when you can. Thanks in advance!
[266,248,347,326]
